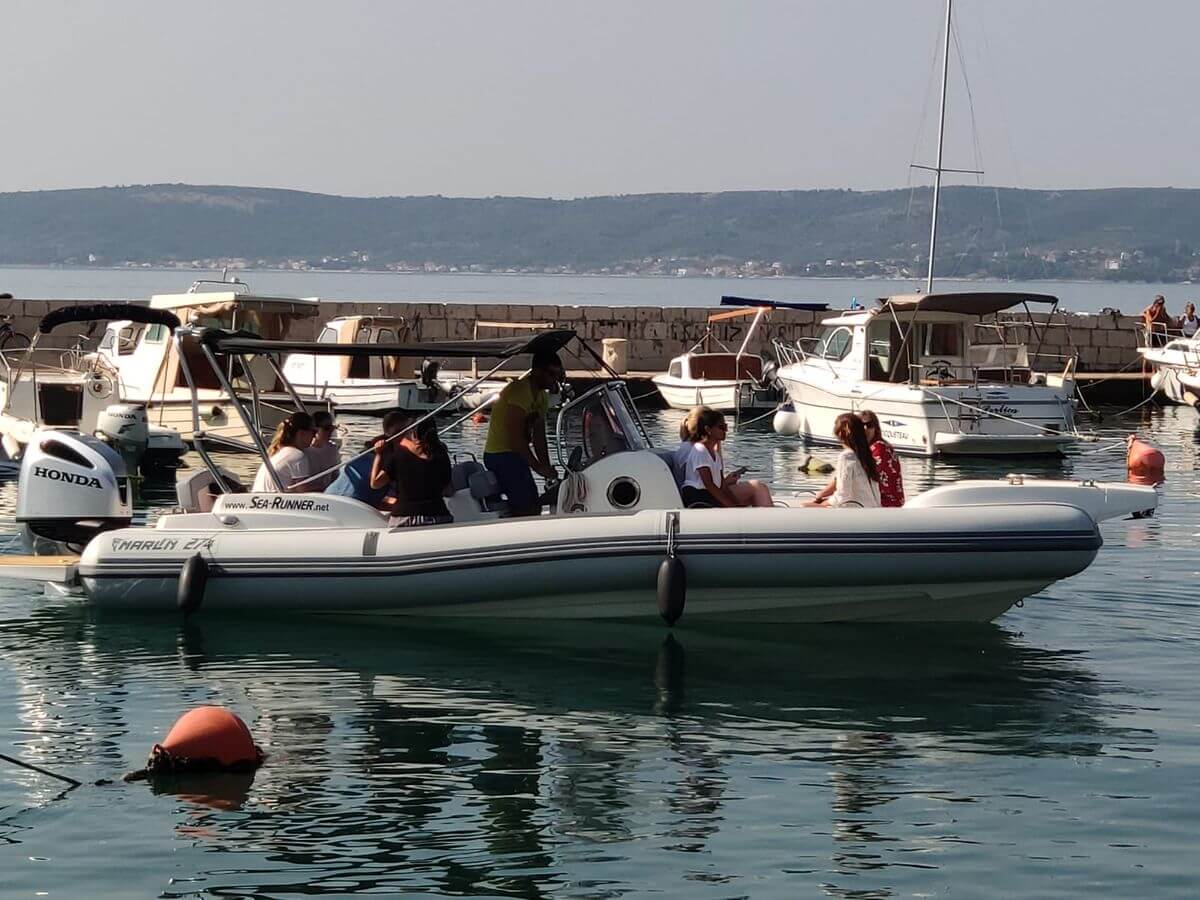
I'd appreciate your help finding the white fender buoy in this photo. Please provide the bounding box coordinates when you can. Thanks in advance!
[177,553,209,617]
[773,402,801,436]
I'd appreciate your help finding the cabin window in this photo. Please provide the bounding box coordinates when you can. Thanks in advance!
[356,327,372,344]
[668,361,682,378]
[117,325,143,355]
[819,326,853,361]
[376,329,395,343]
[923,323,962,357]
[317,327,337,344]
[98,330,115,351]
[143,323,168,344]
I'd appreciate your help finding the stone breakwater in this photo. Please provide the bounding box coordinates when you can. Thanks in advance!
[6,299,1146,373]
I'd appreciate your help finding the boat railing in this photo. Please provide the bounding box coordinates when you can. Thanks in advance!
[1138,321,1194,350]
[772,337,820,367]
[906,354,1076,388]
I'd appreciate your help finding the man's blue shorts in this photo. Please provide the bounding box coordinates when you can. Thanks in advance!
[484,451,539,513]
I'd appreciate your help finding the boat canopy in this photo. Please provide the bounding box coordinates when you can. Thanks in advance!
[150,292,320,316]
[38,303,182,334]
[877,292,1059,317]
[201,328,578,359]
[721,295,829,311]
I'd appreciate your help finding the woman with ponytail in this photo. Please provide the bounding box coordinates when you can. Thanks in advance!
[804,413,881,508]
[252,412,316,492]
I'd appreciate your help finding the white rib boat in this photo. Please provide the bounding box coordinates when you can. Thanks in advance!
[0,325,1156,625]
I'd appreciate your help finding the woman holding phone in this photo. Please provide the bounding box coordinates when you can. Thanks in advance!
[679,408,773,508]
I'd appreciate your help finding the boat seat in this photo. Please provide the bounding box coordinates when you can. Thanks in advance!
[446,459,509,519]
[450,459,485,492]
[468,469,509,514]
[176,467,246,513]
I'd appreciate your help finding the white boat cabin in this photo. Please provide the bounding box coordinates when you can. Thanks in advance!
[788,293,1072,389]
[282,316,416,386]
[99,288,320,400]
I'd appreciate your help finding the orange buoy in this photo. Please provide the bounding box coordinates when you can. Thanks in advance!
[471,411,488,424]
[1126,434,1165,485]
[145,706,262,775]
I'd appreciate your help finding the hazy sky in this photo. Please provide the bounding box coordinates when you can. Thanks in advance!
[5,0,1195,198]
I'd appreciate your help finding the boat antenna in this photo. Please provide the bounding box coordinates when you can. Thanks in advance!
[910,0,982,293]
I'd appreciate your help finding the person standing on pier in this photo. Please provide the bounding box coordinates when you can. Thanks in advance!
[483,350,564,516]
[1142,295,1172,346]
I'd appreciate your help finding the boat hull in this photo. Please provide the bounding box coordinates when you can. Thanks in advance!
[651,377,780,413]
[77,504,1100,623]
[777,370,1076,457]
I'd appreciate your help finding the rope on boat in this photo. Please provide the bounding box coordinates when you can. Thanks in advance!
[733,404,782,429]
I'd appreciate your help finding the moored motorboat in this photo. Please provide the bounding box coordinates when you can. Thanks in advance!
[282,314,459,413]
[0,324,1156,625]
[97,280,328,447]
[774,293,1081,456]
[0,303,187,473]
[1140,332,1200,406]
[652,306,783,414]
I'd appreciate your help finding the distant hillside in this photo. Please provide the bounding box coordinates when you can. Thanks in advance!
[2,183,1199,280]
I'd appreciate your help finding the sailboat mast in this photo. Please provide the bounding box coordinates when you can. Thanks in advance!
[926,0,953,293]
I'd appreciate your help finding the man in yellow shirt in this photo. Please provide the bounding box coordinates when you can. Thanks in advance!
[483,351,565,516]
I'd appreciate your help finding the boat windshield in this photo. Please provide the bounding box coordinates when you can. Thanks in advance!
[814,325,853,361]
[556,383,651,470]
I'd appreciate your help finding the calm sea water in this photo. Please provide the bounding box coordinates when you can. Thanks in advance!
[0,403,1197,898]
[0,265,1188,315]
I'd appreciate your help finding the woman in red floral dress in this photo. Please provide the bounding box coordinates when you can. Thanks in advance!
[858,410,905,507]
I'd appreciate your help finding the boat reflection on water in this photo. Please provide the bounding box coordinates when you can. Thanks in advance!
[0,599,1139,896]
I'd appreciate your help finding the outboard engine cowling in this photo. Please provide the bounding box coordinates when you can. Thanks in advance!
[16,429,132,553]
[95,403,150,474]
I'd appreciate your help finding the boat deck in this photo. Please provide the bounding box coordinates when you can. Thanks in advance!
[0,555,79,583]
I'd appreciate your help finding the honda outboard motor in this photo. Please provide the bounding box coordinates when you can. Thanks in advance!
[16,429,132,554]
[95,403,150,474]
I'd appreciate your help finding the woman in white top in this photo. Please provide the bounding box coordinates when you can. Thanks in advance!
[679,408,773,508]
[252,412,316,493]
[1179,302,1200,338]
[304,410,340,491]
[805,413,881,508]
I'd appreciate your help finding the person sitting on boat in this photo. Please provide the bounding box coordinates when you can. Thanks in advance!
[805,413,881,509]
[252,412,316,493]
[1178,302,1200,339]
[483,350,564,516]
[369,414,453,527]
[325,410,411,509]
[680,408,773,508]
[671,406,710,485]
[1142,295,1172,346]
[304,410,340,492]
[858,410,905,507]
